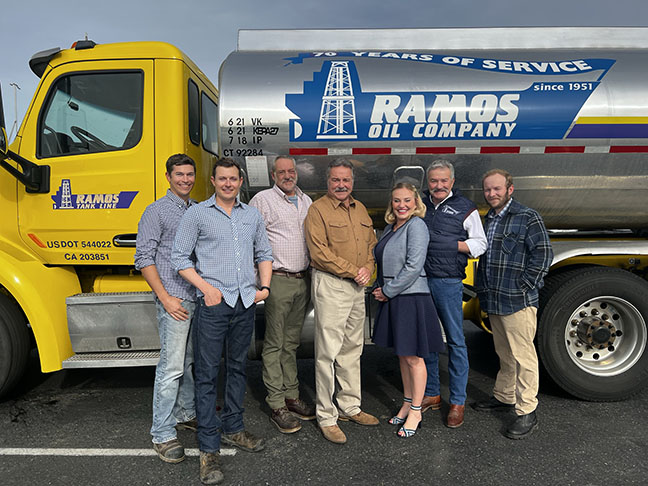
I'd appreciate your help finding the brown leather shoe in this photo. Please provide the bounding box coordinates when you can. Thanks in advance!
[271,406,302,434]
[320,424,347,444]
[446,404,465,428]
[285,397,316,420]
[421,395,441,412]
[338,410,379,426]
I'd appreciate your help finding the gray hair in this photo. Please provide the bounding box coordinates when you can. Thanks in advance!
[271,155,296,173]
[326,158,355,179]
[426,159,455,179]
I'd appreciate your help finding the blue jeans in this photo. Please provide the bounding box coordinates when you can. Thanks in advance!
[424,277,469,405]
[193,297,255,452]
[151,299,196,444]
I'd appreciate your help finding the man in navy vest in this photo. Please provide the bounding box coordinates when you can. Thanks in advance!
[421,160,487,428]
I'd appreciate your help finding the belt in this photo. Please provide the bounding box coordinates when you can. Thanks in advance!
[272,270,307,279]
[314,268,356,284]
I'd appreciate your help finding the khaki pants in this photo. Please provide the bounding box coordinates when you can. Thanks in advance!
[262,273,310,410]
[489,307,539,416]
[311,269,365,427]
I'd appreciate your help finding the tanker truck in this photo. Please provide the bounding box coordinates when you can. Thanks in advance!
[1,28,648,402]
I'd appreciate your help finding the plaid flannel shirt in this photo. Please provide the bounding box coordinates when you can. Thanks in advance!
[476,198,553,316]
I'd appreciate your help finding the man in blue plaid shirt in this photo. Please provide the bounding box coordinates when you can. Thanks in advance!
[473,169,553,440]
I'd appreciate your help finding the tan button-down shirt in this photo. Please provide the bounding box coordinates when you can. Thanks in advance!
[305,194,376,279]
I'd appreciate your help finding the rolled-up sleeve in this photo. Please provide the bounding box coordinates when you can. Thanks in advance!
[253,211,274,264]
[463,208,488,258]
[134,206,159,270]
[171,208,199,272]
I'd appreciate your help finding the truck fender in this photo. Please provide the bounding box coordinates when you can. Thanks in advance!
[0,256,80,373]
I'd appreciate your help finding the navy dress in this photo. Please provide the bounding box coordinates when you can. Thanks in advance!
[372,227,444,357]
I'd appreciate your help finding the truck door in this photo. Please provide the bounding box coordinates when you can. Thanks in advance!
[17,60,154,265]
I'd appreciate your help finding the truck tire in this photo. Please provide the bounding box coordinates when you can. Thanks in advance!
[0,293,30,398]
[538,267,648,401]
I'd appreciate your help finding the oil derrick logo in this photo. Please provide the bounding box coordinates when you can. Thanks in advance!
[51,179,139,210]
[59,179,74,209]
[316,61,357,139]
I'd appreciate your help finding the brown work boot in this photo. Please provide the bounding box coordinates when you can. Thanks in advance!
[199,451,224,485]
[320,424,347,444]
[421,395,441,412]
[221,430,265,452]
[153,438,185,463]
[446,404,465,428]
[271,406,302,434]
[285,397,316,420]
[338,410,379,426]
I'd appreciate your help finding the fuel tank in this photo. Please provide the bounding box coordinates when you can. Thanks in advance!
[219,28,648,229]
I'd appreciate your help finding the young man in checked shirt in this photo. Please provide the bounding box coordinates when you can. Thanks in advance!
[134,153,198,464]
[473,169,553,440]
[172,158,273,485]
[249,156,316,434]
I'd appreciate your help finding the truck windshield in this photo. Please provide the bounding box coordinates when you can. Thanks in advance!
[38,71,143,158]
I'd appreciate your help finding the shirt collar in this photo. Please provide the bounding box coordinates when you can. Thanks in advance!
[326,192,356,208]
[271,183,304,201]
[206,194,243,209]
[165,188,194,208]
[429,190,453,209]
[488,197,514,219]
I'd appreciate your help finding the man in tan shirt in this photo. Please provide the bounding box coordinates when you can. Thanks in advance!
[304,158,378,444]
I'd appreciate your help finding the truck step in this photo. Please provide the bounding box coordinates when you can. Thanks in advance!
[62,351,159,369]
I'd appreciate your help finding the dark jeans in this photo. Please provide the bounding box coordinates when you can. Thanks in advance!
[193,297,255,452]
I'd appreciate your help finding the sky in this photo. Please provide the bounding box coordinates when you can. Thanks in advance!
[3,0,648,140]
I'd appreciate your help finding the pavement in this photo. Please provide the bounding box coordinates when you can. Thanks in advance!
[1,322,646,486]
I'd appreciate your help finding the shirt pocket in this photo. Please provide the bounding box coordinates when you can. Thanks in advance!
[501,232,521,255]
[360,218,374,243]
[328,221,349,243]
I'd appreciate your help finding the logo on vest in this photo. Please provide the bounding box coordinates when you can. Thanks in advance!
[441,205,461,215]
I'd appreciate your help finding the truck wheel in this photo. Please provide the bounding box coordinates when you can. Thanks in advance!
[538,267,648,401]
[0,293,30,398]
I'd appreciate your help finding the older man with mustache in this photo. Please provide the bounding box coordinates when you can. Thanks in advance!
[420,159,487,428]
[304,158,378,445]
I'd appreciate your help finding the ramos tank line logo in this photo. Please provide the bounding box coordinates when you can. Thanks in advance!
[285,55,617,143]
[51,179,139,210]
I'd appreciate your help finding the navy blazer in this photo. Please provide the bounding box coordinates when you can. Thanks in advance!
[376,217,430,298]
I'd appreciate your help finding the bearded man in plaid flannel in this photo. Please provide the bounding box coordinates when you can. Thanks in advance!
[473,169,553,440]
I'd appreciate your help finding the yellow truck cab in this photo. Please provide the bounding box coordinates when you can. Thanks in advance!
[0,40,218,396]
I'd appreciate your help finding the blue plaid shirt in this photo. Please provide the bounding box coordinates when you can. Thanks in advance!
[134,189,196,302]
[476,198,553,315]
[171,195,273,308]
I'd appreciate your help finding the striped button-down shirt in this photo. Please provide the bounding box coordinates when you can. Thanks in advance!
[134,189,196,302]
[249,184,312,273]
[171,195,273,308]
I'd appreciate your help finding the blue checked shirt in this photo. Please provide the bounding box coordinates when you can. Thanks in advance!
[134,189,197,302]
[476,198,553,315]
[171,195,273,308]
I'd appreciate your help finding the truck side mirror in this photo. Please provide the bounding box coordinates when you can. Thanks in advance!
[0,127,7,157]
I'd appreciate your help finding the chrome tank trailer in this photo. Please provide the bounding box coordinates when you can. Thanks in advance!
[219,28,648,229]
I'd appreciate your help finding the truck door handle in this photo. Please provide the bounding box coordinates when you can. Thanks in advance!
[113,233,137,247]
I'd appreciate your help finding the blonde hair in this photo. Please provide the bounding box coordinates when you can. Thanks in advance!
[384,182,427,224]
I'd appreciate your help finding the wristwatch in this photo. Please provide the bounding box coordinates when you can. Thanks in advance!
[260,286,271,294]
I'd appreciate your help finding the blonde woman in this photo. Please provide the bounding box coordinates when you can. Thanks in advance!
[372,182,444,438]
